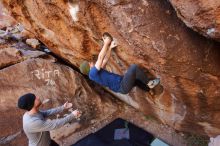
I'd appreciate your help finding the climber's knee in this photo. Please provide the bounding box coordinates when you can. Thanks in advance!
[126,64,138,75]
[129,64,138,71]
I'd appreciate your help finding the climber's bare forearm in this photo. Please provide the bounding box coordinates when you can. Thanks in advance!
[95,43,109,70]
[101,47,112,68]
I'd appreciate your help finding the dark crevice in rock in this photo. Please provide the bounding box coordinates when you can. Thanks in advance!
[38,45,82,74]
[0,60,23,70]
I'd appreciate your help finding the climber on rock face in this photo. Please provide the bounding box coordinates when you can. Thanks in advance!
[80,32,160,94]
[17,93,82,146]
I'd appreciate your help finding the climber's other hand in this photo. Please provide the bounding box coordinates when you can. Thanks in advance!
[63,102,73,109]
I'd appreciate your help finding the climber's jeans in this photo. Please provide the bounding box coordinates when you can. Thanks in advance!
[119,64,150,94]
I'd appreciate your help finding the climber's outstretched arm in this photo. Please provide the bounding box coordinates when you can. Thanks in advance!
[101,40,117,68]
[101,47,112,68]
[95,37,111,70]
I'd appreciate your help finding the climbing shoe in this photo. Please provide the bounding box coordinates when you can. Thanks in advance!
[147,78,160,89]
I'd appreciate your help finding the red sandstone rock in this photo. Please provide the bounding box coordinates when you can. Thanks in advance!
[26,38,40,48]
[169,0,220,42]
[0,41,46,69]
[0,57,122,145]
[0,1,15,29]
[2,0,220,138]
[0,47,22,68]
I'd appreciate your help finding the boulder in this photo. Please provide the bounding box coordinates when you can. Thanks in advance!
[0,1,15,29]
[0,47,22,68]
[169,0,220,42]
[26,38,40,48]
[0,57,123,145]
[0,41,46,69]
[2,0,220,137]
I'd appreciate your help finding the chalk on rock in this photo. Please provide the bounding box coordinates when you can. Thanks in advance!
[26,38,40,48]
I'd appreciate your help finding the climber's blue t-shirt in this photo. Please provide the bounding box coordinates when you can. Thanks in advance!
[89,66,123,92]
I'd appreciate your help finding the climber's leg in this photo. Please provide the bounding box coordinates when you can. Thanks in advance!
[119,65,137,94]
[135,79,150,92]
[133,64,160,89]
[134,64,150,84]
[119,64,160,94]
